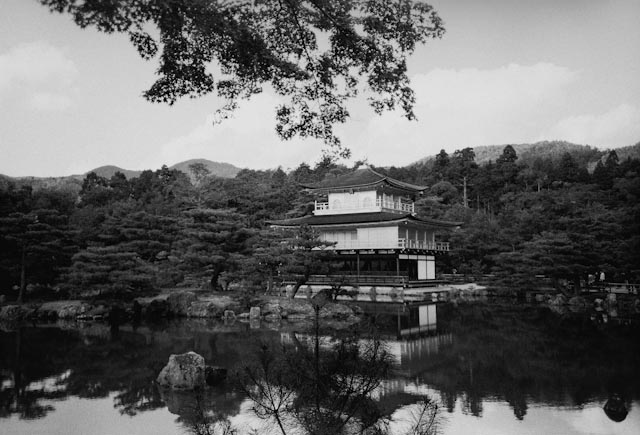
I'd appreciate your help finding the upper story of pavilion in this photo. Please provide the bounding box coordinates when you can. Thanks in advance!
[302,167,426,216]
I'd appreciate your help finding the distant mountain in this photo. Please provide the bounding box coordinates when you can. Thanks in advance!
[0,173,83,194]
[82,159,241,181]
[170,159,241,180]
[0,159,242,191]
[472,141,608,170]
[614,141,640,162]
[413,140,640,169]
[85,165,142,180]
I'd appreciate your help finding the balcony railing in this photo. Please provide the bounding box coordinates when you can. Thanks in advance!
[307,274,409,286]
[315,202,330,211]
[398,239,450,251]
[376,199,414,213]
[314,198,414,215]
[325,239,450,251]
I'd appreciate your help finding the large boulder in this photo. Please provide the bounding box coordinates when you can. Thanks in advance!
[261,298,355,320]
[249,306,261,319]
[167,292,197,316]
[0,305,26,322]
[187,301,221,318]
[77,305,110,321]
[548,294,567,306]
[319,302,355,319]
[604,394,628,422]
[57,302,92,319]
[279,299,315,318]
[262,302,283,316]
[157,351,205,390]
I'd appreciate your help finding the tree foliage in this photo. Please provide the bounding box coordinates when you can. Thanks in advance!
[172,208,254,290]
[40,0,444,156]
[2,143,640,300]
[0,209,77,302]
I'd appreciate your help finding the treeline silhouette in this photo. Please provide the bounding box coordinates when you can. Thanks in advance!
[1,143,639,301]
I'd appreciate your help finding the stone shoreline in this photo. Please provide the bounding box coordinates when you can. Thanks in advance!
[0,291,360,326]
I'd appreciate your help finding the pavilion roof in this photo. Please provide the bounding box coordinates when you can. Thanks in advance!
[300,167,428,194]
[268,212,461,229]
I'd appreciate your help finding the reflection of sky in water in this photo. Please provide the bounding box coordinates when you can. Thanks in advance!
[443,401,640,435]
[1,394,178,435]
[386,383,640,435]
[5,389,635,435]
[2,306,639,435]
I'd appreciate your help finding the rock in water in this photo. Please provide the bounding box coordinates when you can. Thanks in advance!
[157,352,205,389]
[604,394,628,422]
[249,306,261,319]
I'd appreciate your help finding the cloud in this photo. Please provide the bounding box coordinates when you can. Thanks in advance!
[145,92,326,170]
[345,63,580,165]
[28,92,74,111]
[141,63,638,170]
[0,41,78,110]
[545,103,640,148]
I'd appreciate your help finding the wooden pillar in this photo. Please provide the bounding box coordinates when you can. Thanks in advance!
[396,254,400,277]
[356,251,360,280]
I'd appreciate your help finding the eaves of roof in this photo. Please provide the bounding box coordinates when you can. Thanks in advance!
[268,212,461,229]
[300,167,428,193]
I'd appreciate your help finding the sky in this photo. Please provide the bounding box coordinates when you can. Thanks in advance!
[1,0,639,177]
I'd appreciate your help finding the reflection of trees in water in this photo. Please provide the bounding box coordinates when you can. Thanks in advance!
[3,303,636,431]
[0,327,75,419]
[415,303,640,420]
[160,388,244,435]
[0,324,202,419]
[230,320,440,435]
[0,321,279,429]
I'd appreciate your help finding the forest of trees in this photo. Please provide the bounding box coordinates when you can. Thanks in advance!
[1,144,639,302]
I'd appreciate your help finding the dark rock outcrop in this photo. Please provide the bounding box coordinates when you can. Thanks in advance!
[145,299,170,319]
[157,351,206,390]
[205,366,227,386]
[259,299,357,321]
[166,292,198,316]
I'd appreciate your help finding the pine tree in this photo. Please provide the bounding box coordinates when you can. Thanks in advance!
[0,210,77,302]
[64,206,180,297]
[172,208,254,290]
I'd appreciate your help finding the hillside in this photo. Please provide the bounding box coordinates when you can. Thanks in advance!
[0,159,242,191]
[169,159,241,180]
[615,141,640,161]
[84,165,142,180]
[84,159,241,180]
[414,140,640,169]
[0,173,83,194]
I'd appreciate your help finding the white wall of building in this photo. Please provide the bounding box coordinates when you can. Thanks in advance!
[327,191,378,214]
[357,226,399,249]
[319,225,399,249]
[314,189,415,215]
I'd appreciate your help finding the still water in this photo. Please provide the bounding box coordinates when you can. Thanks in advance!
[1,302,639,434]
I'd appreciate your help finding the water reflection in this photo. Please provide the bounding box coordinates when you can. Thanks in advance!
[0,301,639,434]
[235,331,405,435]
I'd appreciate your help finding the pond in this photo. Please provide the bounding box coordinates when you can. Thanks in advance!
[1,301,639,434]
